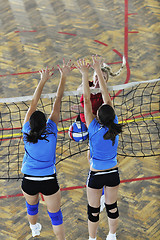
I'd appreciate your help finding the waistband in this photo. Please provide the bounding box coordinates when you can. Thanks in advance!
[90,167,118,176]
[24,174,55,181]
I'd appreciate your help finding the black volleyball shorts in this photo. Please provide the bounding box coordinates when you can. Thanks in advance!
[21,173,60,196]
[87,167,120,189]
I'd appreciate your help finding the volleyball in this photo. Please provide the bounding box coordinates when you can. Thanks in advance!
[68,115,88,142]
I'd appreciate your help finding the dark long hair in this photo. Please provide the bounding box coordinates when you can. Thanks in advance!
[25,110,49,143]
[98,104,123,146]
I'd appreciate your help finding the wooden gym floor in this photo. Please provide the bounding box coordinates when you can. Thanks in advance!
[0,0,160,239]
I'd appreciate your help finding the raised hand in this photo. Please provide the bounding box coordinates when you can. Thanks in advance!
[91,55,103,72]
[57,59,74,78]
[76,58,90,75]
[39,67,53,82]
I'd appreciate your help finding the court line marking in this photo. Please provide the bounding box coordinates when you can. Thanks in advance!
[0,175,159,200]
[1,114,159,140]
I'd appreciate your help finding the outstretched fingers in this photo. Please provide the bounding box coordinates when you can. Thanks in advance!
[91,54,103,70]
[62,58,74,69]
[76,58,90,69]
[75,58,90,76]
[58,58,74,77]
[39,66,54,81]
[57,64,62,72]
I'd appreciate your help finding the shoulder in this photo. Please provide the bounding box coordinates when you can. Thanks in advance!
[22,121,30,133]
[114,115,118,124]
[47,119,58,132]
[88,118,100,131]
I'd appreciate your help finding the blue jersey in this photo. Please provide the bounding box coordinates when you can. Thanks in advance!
[88,116,119,170]
[21,119,58,176]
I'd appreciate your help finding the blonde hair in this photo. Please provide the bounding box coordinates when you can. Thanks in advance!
[92,56,126,84]
[101,55,126,77]
[77,56,126,91]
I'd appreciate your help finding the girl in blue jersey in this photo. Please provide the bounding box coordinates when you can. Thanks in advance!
[21,60,72,239]
[76,56,123,240]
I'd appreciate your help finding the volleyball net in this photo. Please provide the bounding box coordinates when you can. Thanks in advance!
[0,78,160,180]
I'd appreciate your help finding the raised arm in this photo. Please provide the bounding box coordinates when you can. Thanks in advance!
[49,59,72,125]
[23,67,53,125]
[76,59,94,128]
[92,55,113,109]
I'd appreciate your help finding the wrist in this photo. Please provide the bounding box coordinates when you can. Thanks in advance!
[40,77,48,82]
[95,68,102,74]
[61,74,67,80]
[82,72,88,77]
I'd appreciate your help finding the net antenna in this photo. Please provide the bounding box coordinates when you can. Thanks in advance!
[0,78,159,180]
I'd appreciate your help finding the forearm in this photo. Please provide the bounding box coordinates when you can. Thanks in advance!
[92,55,112,106]
[82,73,90,101]
[56,75,66,99]
[30,80,46,109]
[82,72,93,127]
[49,60,72,124]
[76,58,94,127]
[23,67,52,125]
[23,80,46,124]
[49,75,66,124]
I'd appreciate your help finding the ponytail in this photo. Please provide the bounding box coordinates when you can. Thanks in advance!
[98,104,124,146]
[24,110,52,144]
[103,121,123,146]
[24,127,49,144]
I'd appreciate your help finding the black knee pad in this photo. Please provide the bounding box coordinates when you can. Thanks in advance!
[87,204,100,222]
[105,201,119,219]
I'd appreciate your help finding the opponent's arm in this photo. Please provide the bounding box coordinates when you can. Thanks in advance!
[23,67,53,125]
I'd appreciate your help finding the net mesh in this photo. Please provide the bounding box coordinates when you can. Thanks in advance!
[0,79,160,180]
